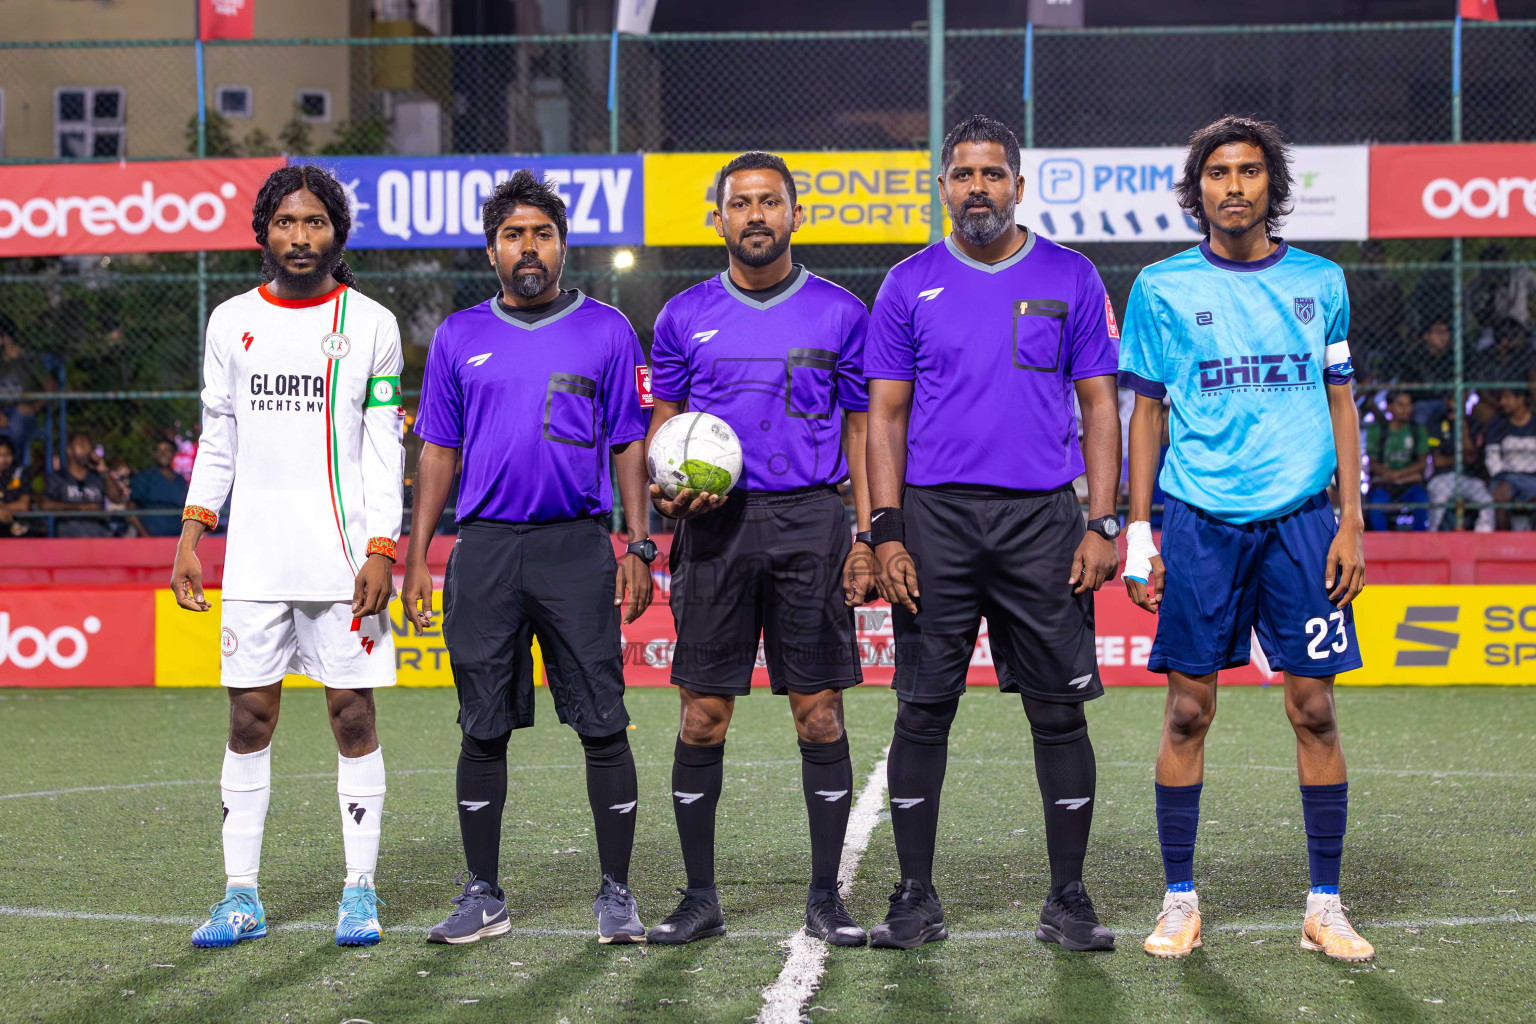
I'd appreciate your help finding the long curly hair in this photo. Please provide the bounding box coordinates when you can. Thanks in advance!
[250,164,357,287]
[1173,115,1294,238]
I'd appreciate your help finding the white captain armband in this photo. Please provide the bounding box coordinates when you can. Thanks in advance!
[1324,340,1355,385]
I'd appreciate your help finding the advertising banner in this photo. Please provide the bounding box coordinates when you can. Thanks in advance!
[645,151,941,246]
[1369,144,1536,238]
[293,155,644,249]
[1019,145,1370,243]
[645,147,1368,247]
[1349,586,1536,684]
[0,588,155,687]
[199,0,254,40]
[0,158,284,259]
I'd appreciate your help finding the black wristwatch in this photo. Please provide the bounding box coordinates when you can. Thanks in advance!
[625,538,658,564]
[1085,515,1121,541]
[855,530,874,547]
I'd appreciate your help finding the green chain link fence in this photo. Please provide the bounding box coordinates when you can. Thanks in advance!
[2,21,1534,532]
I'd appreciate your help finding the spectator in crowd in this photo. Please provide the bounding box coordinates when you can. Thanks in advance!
[40,431,126,538]
[0,314,53,463]
[1467,244,1536,349]
[128,438,189,537]
[1425,407,1494,532]
[1399,315,1455,425]
[1475,319,1534,390]
[1366,390,1429,531]
[1345,240,1406,385]
[0,437,33,537]
[1487,387,1536,531]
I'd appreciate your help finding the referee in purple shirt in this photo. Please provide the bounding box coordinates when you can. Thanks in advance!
[864,116,1123,951]
[403,171,656,946]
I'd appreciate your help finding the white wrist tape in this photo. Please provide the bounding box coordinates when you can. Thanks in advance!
[1123,521,1157,584]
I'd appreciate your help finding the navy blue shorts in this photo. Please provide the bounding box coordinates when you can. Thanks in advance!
[1149,492,1363,678]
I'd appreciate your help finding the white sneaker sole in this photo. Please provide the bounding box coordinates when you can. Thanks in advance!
[438,918,512,945]
[1143,936,1201,958]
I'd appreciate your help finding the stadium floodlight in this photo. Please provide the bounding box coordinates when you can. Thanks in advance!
[613,249,635,270]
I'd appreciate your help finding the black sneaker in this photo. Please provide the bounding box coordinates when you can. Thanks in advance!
[593,874,646,944]
[805,886,867,947]
[427,872,510,945]
[1036,880,1116,951]
[868,880,947,949]
[645,887,726,945]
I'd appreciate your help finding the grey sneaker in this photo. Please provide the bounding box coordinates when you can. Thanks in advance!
[427,872,511,945]
[593,874,646,944]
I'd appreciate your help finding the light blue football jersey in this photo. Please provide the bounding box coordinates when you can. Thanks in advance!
[1118,240,1354,525]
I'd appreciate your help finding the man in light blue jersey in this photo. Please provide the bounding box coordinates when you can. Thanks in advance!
[1119,117,1373,963]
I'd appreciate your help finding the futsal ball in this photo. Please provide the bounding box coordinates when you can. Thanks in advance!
[648,412,743,499]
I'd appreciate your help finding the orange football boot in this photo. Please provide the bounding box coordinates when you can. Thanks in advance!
[1143,890,1202,958]
[1301,893,1375,962]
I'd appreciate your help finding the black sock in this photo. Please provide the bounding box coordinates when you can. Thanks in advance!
[456,731,509,895]
[1022,697,1096,892]
[799,734,853,893]
[887,697,957,889]
[580,730,637,886]
[671,736,724,891]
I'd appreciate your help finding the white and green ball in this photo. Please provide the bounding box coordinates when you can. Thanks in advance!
[648,411,743,499]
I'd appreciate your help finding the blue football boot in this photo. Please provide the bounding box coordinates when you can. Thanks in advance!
[191,888,267,948]
[335,878,384,946]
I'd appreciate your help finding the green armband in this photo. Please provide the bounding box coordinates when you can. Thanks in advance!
[365,375,402,408]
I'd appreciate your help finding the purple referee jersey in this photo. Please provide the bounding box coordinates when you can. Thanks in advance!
[649,267,869,492]
[865,232,1120,490]
[414,292,650,522]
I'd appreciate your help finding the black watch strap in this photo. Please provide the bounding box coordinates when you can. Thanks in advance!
[855,530,873,546]
[1085,515,1121,540]
[626,538,658,564]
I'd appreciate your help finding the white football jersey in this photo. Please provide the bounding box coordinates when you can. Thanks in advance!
[186,282,405,601]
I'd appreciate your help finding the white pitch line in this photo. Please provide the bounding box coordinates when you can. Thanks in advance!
[0,760,802,802]
[0,905,1525,939]
[756,749,890,1024]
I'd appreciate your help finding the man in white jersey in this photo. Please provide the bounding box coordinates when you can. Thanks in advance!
[172,165,405,949]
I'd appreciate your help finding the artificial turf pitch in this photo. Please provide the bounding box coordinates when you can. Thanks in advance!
[0,684,1532,1024]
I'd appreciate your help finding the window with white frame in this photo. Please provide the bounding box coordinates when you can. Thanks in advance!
[297,89,330,123]
[217,86,253,119]
[56,86,125,159]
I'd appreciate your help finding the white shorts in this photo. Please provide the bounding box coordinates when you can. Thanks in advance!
[220,601,396,689]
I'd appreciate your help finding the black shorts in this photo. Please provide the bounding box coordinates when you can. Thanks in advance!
[892,485,1103,704]
[669,486,862,697]
[443,518,628,739]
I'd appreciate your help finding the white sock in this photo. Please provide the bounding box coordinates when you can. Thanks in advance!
[221,745,271,890]
[338,747,386,887]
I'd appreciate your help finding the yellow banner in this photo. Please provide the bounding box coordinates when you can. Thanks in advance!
[643,151,946,246]
[1350,586,1536,684]
[153,589,542,688]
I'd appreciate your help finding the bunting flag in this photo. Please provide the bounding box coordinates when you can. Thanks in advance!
[1460,0,1499,21]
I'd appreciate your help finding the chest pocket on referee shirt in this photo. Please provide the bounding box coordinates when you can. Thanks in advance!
[543,372,598,448]
[786,348,838,420]
[1013,299,1069,373]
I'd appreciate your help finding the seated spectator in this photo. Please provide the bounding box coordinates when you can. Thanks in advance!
[0,437,33,537]
[129,438,190,537]
[0,314,53,463]
[1425,409,1494,532]
[1487,387,1536,531]
[1476,319,1534,389]
[1399,316,1454,425]
[1366,390,1429,531]
[40,431,126,538]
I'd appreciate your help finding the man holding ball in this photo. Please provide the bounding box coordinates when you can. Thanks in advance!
[644,151,876,946]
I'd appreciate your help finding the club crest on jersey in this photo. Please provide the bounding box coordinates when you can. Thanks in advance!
[320,332,351,359]
[220,628,238,657]
[1294,297,1316,325]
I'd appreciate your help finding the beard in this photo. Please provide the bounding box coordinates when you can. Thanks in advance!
[727,227,790,268]
[1207,199,1267,238]
[261,241,343,291]
[497,251,561,299]
[950,194,1016,247]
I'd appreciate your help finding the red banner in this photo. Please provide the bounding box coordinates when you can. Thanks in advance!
[1369,144,1536,238]
[0,158,283,258]
[0,589,155,688]
[1461,0,1499,21]
[199,0,255,40]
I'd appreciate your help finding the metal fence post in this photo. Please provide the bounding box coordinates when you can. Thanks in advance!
[1451,15,1465,529]
[1023,22,1034,149]
[927,0,945,243]
[608,29,620,154]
